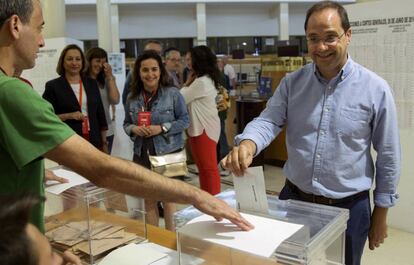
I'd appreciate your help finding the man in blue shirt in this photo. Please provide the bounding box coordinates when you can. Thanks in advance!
[222,1,400,265]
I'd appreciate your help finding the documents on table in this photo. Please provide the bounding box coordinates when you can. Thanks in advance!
[233,166,269,214]
[98,243,168,265]
[178,212,303,258]
[145,243,180,265]
[45,168,89,195]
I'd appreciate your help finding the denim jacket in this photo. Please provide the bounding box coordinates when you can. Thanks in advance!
[124,86,189,156]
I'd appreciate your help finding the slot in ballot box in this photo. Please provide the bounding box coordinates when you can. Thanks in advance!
[175,190,349,265]
[44,167,146,265]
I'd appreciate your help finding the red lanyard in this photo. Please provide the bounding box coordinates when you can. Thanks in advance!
[78,80,83,108]
[19,77,33,87]
[0,67,33,87]
[142,89,156,111]
[0,66,6,75]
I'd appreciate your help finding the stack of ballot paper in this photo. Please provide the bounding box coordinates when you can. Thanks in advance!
[99,243,168,265]
[178,212,303,258]
[46,220,139,259]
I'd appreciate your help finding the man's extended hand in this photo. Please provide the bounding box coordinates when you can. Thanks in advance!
[193,189,254,231]
[221,139,256,176]
[44,169,68,184]
[368,206,388,250]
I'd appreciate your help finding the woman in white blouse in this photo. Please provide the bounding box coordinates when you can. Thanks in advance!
[180,46,221,195]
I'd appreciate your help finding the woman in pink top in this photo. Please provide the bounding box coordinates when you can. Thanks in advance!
[180,46,221,195]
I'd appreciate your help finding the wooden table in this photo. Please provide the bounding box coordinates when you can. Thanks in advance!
[147,221,176,250]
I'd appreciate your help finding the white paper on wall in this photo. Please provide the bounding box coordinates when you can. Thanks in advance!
[347,13,414,129]
[21,37,83,96]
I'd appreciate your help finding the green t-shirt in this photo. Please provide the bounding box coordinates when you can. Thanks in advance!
[0,72,74,232]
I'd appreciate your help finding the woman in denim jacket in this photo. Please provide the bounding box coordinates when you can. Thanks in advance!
[124,51,189,231]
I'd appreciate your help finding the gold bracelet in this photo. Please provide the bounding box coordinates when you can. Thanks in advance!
[106,76,115,81]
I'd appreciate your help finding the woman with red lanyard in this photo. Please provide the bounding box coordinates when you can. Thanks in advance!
[43,44,108,150]
[180,46,221,195]
[123,50,189,231]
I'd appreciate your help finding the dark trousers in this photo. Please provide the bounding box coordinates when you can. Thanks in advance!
[216,116,229,162]
[107,134,114,154]
[279,183,371,265]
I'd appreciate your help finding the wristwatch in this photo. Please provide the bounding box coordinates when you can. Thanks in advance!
[161,124,169,134]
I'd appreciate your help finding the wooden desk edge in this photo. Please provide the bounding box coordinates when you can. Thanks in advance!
[147,224,177,250]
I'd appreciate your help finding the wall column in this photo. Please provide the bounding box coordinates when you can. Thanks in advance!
[41,0,66,38]
[97,0,113,52]
[196,3,207,46]
[279,3,289,41]
[111,4,120,53]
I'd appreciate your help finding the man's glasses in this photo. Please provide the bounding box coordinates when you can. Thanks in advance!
[306,31,346,46]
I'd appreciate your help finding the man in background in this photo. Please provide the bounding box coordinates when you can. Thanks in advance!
[223,55,237,91]
[164,47,182,88]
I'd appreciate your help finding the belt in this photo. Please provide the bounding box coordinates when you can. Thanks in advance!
[285,179,368,206]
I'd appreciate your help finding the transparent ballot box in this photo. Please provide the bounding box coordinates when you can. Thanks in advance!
[175,190,349,265]
[44,168,146,264]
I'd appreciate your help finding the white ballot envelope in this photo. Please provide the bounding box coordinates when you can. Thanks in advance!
[45,168,89,195]
[233,166,269,214]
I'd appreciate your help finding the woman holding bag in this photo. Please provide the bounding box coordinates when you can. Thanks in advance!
[123,50,189,231]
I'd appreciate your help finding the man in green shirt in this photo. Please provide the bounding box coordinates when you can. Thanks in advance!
[0,70,74,231]
[0,0,253,235]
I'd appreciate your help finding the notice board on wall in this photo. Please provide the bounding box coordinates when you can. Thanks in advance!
[346,0,414,233]
[346,1,414,129]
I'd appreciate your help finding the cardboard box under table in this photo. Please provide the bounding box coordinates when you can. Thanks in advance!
[174,190,349,265]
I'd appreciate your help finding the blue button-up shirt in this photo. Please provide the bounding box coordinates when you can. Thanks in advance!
[236,57,401,208]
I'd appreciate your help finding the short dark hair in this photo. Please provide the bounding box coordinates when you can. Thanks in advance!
[0,0,33,28]
[190,45,221,89]
[164,47,180,59]
[144,40,163,53]
[85,47,108,87]
[304,1,350,32]
[0,194,42,265]
[129,50,170,99]
[56,44,86,76]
